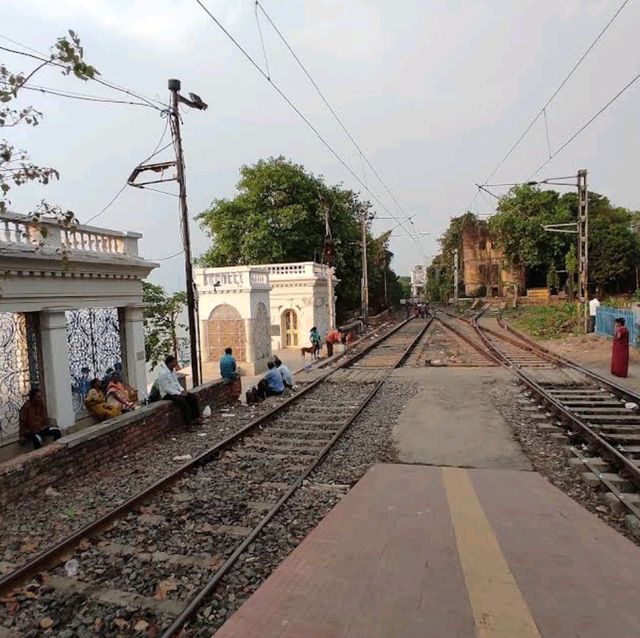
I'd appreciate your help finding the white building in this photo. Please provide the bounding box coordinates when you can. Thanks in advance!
[410,264,426,298]
[0,212,157,443]
[195,262,337,375]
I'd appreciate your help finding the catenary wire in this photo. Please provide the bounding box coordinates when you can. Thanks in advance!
[255,0,425,257]
[466,0,631,211]
[193,0,426,257]
[528,68,640,178]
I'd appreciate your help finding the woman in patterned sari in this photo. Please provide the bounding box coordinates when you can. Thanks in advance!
[106,372,137,413]
[85,378,121,421]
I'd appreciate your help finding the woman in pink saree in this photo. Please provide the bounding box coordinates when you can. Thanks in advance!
[611,317,629,378]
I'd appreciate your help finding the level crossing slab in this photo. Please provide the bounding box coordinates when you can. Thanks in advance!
[215,463,640,638]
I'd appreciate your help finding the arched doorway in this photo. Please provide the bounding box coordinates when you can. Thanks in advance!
[282,309,298,348]
[208,304,246,361]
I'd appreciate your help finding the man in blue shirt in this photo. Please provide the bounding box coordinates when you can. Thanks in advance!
[219,347,239,380]
[257,361,284,399]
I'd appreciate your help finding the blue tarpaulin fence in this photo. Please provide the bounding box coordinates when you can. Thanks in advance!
[595,307,638,347]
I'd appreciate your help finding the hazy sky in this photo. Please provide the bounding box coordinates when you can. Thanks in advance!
[3,0,639,291]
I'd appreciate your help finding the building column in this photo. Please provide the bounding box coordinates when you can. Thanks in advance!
[244,317,256,367]
[40,310,75,429]
[199,318,209,363]
[123,306,148,396]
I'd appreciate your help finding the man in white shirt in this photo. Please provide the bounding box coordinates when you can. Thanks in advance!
[588,295,600,333]
[157,355,201,425]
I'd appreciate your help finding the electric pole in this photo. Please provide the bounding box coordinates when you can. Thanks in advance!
[453,248,459,302]
[168,78,207,387]
[577,169,589,331]
[361,210,369,321]
[322,199,336,330]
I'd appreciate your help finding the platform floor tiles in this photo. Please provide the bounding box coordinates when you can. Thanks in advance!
[215,463,640,638]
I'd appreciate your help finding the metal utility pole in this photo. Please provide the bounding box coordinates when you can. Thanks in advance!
[322,200,336,330]
[168,78,207,387]
[360,210,369,321]
[453,248,459,302]
[577,169,589,331]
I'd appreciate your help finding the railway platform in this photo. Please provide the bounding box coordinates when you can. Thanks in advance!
[215,463,640,638]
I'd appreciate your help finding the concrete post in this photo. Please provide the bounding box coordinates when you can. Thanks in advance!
[123,306,148,395]
[39,310,75,429]
[244,317,256,373]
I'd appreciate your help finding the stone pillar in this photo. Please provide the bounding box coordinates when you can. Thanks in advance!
[123,306,147,396]
[199,319,209,363]
[244,317,256,374]
[40,310,75,429]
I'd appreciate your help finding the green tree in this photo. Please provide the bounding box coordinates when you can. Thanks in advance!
[197,156,389,318]
[1,32,98,230]
[397,276,411,299]
[142,282,187,370]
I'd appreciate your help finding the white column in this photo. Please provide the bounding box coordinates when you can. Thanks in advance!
[123,306,148,395]
[199,318,209,363]
[40,310,75,428]
[244,318,256,366]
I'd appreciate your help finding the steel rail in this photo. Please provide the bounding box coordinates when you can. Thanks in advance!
[433,313,501,365]
[0,317,416,597]
[472,316,640,520]
[161,318,431,636]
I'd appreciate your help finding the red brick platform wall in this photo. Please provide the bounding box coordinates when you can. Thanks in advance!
[0,378,241,507]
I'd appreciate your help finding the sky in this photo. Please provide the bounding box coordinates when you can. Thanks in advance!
[2,0,640,291]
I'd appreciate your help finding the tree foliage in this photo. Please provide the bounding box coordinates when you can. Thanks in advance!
[197,156,399,318]
[1,31,97,224]
[142,282,187,370]
[488,185,640,294]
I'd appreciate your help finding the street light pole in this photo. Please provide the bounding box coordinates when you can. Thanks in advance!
[168,78,205,387]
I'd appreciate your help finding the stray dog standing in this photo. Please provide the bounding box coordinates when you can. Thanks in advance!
[300,345,320,359]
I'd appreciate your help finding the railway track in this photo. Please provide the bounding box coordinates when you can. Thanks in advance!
[469,311,640,530]
[0,318,428,637]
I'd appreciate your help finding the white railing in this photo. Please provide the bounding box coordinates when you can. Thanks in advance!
[267,262,326,279]
[0,212,140,257]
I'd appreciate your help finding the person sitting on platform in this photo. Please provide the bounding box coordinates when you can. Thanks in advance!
[274,357,293,389]
[113,362,138,403]
[157,355,202,426]
[219,346,239,380]
[106,372,137,413]
[19,387,62,450]
[85,378,121,421]
[257,361,285,400]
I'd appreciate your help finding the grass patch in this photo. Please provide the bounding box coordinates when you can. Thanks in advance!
[507,303,582,339]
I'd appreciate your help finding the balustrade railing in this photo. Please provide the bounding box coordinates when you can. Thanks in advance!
[0,213,139,257]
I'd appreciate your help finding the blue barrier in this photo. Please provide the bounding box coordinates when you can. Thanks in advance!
[595,307,638,347]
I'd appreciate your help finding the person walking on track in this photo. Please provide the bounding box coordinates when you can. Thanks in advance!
[611,317,629,378]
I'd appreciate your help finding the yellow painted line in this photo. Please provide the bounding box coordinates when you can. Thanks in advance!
[443,467,541,638]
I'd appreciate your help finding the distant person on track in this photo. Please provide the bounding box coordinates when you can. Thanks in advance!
[257,361,285,400]
[611,317,629,378]
[219,347,239,380]
[157,355,202,426]
[325,329,341,357]
[274,357,294,389]
[19,387,62,450]
[310,326,322,358]
[588,295,600,333]
[85,378,121,421]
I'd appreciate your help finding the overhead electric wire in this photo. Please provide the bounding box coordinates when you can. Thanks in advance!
[0,43,168,111]
[149,249,184,262]
[466,0,631,211]
[255,0,425,257]
[528,68,640,178]
[192,0,426,260]
[84,118,174,225]
[2,82,158,108]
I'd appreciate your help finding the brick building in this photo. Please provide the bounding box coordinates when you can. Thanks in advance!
[461,221,523,297]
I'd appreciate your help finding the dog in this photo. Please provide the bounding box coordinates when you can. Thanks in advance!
[300,345,320,360]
